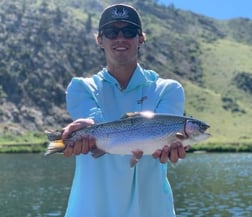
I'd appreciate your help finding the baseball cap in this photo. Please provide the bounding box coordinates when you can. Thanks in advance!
[98,4,142,33]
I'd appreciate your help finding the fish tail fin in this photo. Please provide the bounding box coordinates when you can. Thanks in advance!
[44,140,66,156]
[44,130,65,156]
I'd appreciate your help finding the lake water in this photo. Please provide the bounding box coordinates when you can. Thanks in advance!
[0,153,251,217]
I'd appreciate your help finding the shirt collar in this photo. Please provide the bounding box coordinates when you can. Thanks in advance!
[97,63,159,91]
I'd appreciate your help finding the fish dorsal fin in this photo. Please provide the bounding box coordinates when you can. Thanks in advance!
[120,111,155,119]
[120,112,140,119]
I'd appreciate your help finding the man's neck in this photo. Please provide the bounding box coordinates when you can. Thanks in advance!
[107,63,137,90]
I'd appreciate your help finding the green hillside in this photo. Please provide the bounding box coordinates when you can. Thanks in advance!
[0,0,252,150]
[183,38,252,146]
[198,39,252,142]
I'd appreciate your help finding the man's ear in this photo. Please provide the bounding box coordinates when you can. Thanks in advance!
[97,37,104,48]
[138,35,145,48]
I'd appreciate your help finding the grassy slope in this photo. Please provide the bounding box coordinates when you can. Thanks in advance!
[183,38,252,145]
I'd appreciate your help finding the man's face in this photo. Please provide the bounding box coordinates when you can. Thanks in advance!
[98,22,144,66]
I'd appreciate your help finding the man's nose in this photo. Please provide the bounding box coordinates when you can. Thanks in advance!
[116,31,125,39]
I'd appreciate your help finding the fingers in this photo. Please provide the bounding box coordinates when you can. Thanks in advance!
[80,136,90,154]
[88,136,96,151]
[152,145,170,163]
[160,145,170,163]
[62,118,95,140]
[132,149,143,160]
[153,142,189,164]
[80,135,96,154]
[169,142,186,163]
[62,118,96,157]
[152,149,162,159]
[63,135,96,157]
[64,141,74,157]
[131,149,144,167]
[73,140,83,155]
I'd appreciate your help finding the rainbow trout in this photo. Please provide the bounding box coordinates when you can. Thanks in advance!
[45,112,210,165]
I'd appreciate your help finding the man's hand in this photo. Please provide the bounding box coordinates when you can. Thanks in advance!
[61,118,96,157]
[152,142,190,163]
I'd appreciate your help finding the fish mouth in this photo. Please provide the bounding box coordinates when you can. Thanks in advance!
[194,120,210,133]
[201,123,210,132]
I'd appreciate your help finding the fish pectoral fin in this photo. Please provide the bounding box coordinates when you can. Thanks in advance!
[44,140,65,156]
[130,149,144,168]
[91,148,106,158]
[176,132,187,140]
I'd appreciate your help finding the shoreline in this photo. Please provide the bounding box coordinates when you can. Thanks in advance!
[0,142,251,153]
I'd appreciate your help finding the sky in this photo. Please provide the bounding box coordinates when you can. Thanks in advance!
[159,0,252,20]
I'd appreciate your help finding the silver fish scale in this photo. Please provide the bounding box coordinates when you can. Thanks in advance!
[72,114,188,155]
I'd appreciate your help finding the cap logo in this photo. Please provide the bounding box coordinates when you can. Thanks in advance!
[111,7,129,19]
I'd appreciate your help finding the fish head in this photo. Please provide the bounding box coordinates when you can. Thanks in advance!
[185,119,211,142]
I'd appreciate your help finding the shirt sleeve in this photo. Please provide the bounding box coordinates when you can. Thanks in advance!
[65,77,104,122]
[155,79,185,116]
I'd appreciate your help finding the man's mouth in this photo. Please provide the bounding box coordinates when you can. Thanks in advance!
[114,47,128,51]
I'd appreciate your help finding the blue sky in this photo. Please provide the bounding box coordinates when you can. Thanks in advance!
[159,0,252,20]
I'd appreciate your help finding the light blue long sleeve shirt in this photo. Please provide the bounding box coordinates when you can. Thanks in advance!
[65,64,185,217]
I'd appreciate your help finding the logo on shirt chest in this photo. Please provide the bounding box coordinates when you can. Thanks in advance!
[137,96,147,104]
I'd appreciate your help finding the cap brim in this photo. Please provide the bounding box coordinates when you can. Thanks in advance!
[99,20,141,30]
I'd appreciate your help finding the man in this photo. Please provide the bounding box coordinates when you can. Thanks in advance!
[62,4,187,217]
